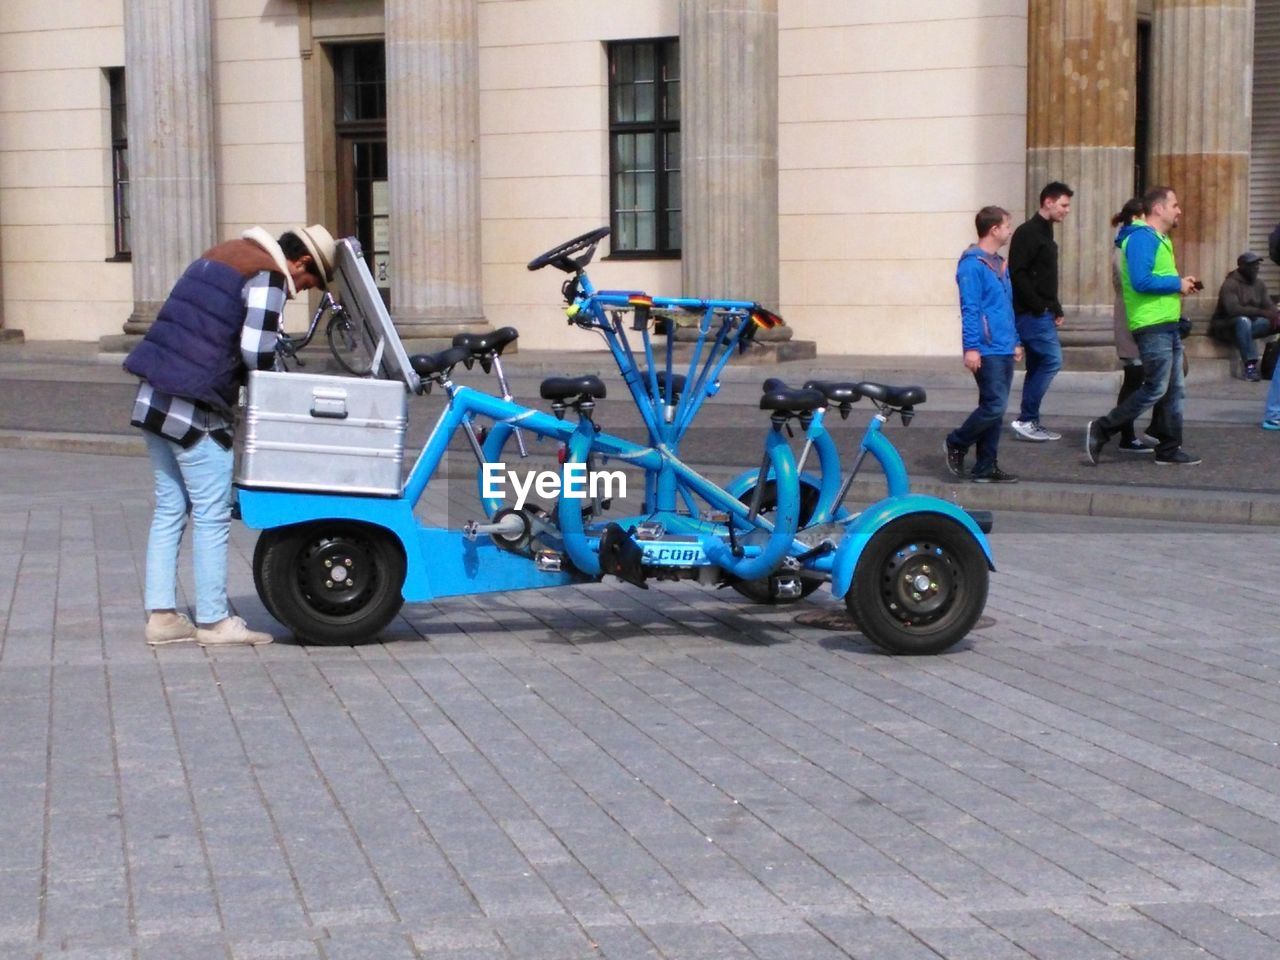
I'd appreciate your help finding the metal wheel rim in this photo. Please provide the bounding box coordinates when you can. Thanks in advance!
[296,535,378,617]
[879,540,958,627]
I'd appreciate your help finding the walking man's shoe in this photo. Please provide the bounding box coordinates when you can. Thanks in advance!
[1154,449,1202,466]
[971,465,1019,483]
[1011,419,1059,442]
[195,616,274,646]
[1262,419,1280,431]
[1032,421,1061,440]
[1117,438,1154,453]
[145,611,197,645]
[1084,420,1106,465]
[943,438,967,478]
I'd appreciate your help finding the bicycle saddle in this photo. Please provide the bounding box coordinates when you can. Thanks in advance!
[804,380,862,404]
[452,326,519,356]
[759,385,825,412]
[643,370,686,398]
[410,346,471,377]
[855,382,927,407]
[540,375,607,400]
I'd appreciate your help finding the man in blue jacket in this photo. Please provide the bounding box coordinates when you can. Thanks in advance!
[945,206,1024,482]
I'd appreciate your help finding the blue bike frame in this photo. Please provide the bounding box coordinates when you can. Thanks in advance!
[720,407,996,597]
[238,384,805,602]
[565,274,765,514]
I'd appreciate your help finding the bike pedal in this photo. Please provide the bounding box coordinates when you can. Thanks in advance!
[771,577,803,600]
[534,550,564,573]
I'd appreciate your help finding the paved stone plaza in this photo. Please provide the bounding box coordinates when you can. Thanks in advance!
[3,447,1280,959]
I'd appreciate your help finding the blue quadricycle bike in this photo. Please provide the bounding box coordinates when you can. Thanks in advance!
[238,229,995,654]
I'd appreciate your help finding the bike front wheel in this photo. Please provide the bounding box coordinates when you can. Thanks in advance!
[846,515,988,655]
[327,316,373,376]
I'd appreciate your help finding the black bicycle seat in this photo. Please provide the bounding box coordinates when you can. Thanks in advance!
[410,346,471,377]
[452,326,519,356]
[759,386,825,413]
[540,375,607,401]
[644,371,686,398]
[855,382,927,407]
[804,380,862,404]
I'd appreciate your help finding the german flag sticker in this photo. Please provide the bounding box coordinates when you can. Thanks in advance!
[751,307,785,329]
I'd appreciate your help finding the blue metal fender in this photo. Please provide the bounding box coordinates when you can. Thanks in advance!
[827,494,996,600]
[238,485,423,589]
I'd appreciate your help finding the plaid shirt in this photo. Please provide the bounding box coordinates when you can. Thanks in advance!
[131,270,288,449]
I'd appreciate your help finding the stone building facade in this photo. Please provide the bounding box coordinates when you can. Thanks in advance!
[0,0,1274,358]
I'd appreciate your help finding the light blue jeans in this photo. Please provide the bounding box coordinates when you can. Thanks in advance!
[143,432,233,625]
[1265,367,1280,422]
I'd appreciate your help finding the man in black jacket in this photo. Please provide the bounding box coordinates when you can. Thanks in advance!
[1209,251,1279,380]
[1008,181,1073,442]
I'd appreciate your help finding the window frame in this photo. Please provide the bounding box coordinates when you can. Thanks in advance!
[605,38,681,260]
[105,66,130,262]
[331,41,390,304]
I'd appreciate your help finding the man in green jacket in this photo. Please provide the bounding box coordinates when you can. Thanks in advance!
[1086,186,1201,465]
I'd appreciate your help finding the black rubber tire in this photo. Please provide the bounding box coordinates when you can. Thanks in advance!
[729,480,823,604]
[327,316,372,376]
[252,530,284,625]
[846,515,988,655]
[257,522,406,645]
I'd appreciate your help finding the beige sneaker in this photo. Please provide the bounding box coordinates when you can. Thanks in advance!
[145,611,197,645]
[195,616,274,646]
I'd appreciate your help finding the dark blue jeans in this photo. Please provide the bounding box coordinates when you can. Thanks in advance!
[1098,327,1184,457]
[1015,311,1062,422]
[1225,315,1272,364]
[948,354,1014,475]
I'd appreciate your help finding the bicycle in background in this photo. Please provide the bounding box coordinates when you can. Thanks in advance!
[275,290,371,376]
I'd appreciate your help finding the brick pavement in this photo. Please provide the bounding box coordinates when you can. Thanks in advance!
[3,449,1280,958]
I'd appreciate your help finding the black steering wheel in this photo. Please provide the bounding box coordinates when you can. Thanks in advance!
[527,226,610,273]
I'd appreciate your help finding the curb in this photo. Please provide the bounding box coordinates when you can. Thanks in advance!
[5,428,1278,527]
[0,429,145,458]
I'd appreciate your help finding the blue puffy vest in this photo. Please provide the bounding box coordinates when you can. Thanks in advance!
[124,259,248,414]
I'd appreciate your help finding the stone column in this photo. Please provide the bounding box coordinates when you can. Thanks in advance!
[0,225,17,342]
[385,0,487,340]
[1150,0,1253,319]
[680,0,788,339]
[1026,0,1138,349]
[121,0,217,333]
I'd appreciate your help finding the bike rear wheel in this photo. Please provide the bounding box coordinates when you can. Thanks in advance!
[327,315,372,376]
[728,479,823,604]
[257,521,406,645]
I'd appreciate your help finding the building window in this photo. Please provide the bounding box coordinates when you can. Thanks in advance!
[608,39,680,257]
[1134,20,1152,195]
[106,67,130,260]
[333,43,389,301]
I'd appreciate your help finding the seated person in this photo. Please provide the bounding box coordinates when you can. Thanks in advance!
[1209,251,1279,380]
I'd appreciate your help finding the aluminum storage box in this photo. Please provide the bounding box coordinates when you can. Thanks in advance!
[236,370,408,496]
